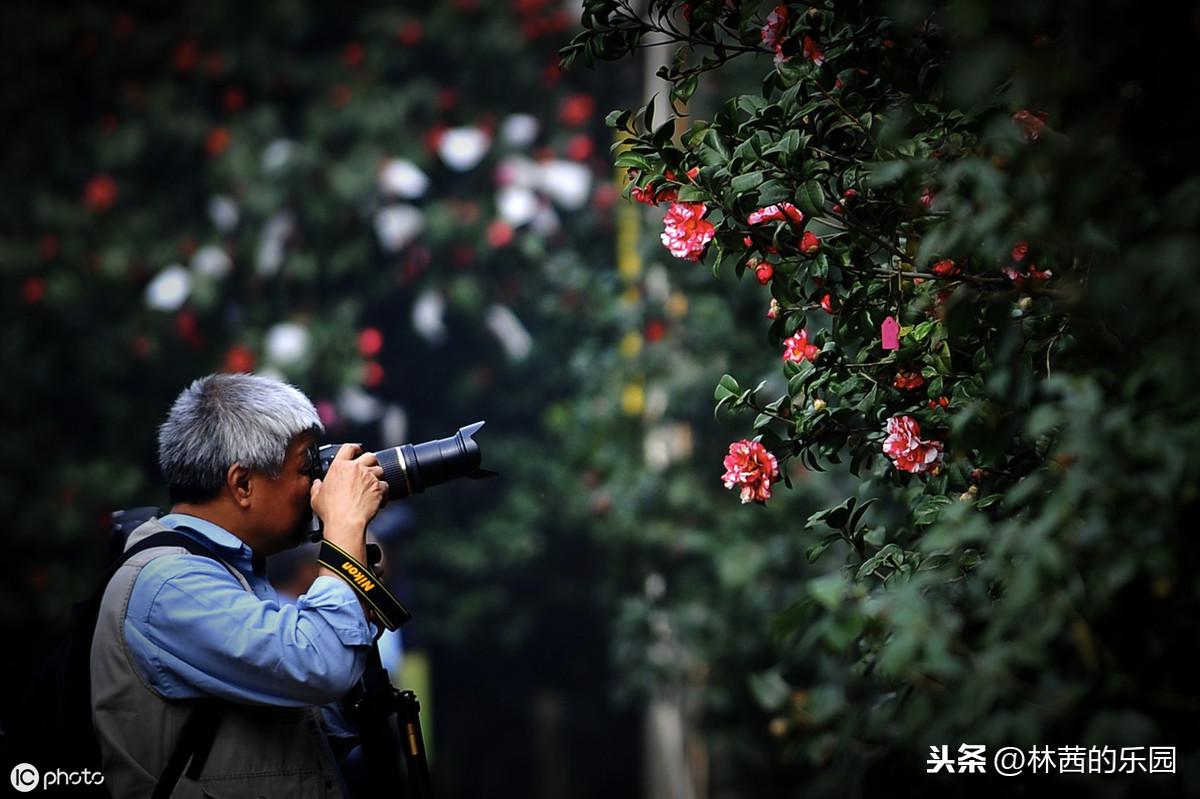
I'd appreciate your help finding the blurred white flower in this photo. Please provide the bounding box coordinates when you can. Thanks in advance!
[256,212,293,277]
[497,186,539,227]
[381,404,409,448]
[374,205,425,253]
[190,244,233,280]
[644,572,666,601]
[531,204,560,236]
[264,322,310,366]
[645,265,671,304]
[261,139,297,174]
[494,155,540,189]
[144,264,191,312]
[337,385,384,424]
[437,127,490,172]
[538,160,592,210]
[412,289,446,345]
[379,159,429,199]
[643,423,693,472]
[499,114,539,147]
[207,195,239,232]
[485,304,532,362]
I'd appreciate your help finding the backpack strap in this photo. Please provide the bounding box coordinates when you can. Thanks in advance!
[113,529,240,796]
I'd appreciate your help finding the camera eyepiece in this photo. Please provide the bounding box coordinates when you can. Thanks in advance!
[316,421,497,501]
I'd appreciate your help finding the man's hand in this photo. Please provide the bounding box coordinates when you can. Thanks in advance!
[310,443,388,565]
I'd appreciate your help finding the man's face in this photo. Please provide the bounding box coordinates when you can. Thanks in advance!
[251,431,317,554]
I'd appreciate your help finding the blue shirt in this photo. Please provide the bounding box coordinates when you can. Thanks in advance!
[123,514,377,710]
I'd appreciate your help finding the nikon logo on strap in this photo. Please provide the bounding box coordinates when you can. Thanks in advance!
[318,540,411,630]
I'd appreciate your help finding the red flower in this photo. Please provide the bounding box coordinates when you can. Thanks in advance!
[721,439,780,504]
[1011,240,1029,262]
[205,127,231,157]
[357,327,384,357]
[928,396,949,410]
[22,277,46,305]
[223,345,256,373]
[172,39,198,72]
[931,258,960,276]
[802,35,825,66]
[645,319,667,343]
[223,87,246,113]
[761,5,789,66]
[397,20,423,46]
[893,371,925,390]
[748,202,803,225]
[566,134,593,161]
[1013,109,1048,142]
[754,262,774,284]
[882,416,944,474]
[363,361,385,389]
[782,328,820,363]
[559,94,595,127]
[820,293,834,314]
[920,188,936,209]
[487,220,514,247]
[800,231,821,254]
[660,202,715,261]
[343,42,365,69]
[84,174,118,212]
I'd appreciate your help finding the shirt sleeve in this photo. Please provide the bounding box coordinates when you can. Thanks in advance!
[124,555,375,707]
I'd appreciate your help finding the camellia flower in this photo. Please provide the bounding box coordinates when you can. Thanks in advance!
[820,293,834,314]
[661,202,715,261]
[882,415,944,474]
[893,371,925,390]
[1011,240,1029,262]
[931,258,960,276]
[1012,109,1048,142]
[783,328,820,363]
[722,439,780,504]
[800,231,821,254]
[754,261,774,285]
[761,5,789,66]
[767,298,781,319]
[748,202,803,225]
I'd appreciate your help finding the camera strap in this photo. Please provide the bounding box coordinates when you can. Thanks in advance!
[317,540,412,630]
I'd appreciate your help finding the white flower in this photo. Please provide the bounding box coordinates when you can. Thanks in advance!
[256,212,293,277]
[261,139,297,174]
[207,195,239,232]
[337,385,384,424]
[499,114,540,147]
[374,205,425,253]
[531,204,560,236]
[264,322,310,366]
[497,186,539,227]
[144,264,191,312]
[190,244,233,280]
[494,155,540,189]
[381,404,409,448]
[538,160,592,210]
[437,127,490,172]
[379,159,429,199]
[411,289,446,345]
[485,304,532,362]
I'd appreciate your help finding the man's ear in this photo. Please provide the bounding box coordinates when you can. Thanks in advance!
[227,463,253,508]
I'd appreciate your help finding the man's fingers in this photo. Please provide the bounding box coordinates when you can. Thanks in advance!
[368,465,385,478]
[357,452,379,468]
[335,442,363,460]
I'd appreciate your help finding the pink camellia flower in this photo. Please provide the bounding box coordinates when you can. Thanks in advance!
[748,202,803,225]
[800,231,821,254]
[767,298,781,319]
[661,202,715,261]
[882,415,944,474]
[632,184,677,205]
[754,262,774,284]
[722,439,780,503]
[761,5,788,66]
[783,328,820,363]
[1012,109,1048,142]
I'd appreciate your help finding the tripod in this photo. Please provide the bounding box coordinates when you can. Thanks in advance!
[343,646,434,798]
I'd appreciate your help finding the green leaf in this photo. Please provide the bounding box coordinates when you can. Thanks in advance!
[796,180,825,217]
[806,533,842,564]
[749,668,792,712]
[613,151,651,170]
[730,170,765,195]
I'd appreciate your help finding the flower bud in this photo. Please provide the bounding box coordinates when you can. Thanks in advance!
[812,398,827,411]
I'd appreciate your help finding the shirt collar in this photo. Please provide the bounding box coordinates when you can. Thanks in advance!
[159,513,256,563]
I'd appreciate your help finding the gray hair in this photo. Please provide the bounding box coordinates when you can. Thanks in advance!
[158,373,324,503]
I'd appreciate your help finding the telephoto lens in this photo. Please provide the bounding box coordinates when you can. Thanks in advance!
[315,421,497,502]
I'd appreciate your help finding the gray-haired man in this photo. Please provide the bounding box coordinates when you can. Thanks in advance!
[91,373,388,797]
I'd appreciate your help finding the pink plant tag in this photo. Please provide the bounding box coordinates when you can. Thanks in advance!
[881,316,900,350]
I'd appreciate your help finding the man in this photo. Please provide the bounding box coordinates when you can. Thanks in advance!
[91,373,388,797]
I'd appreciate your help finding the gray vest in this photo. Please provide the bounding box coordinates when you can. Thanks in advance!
[90,519,347,798]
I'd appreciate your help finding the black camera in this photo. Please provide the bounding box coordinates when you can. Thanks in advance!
[311,421,497,502]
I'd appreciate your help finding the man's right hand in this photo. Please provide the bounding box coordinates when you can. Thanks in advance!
[310,443,388,565]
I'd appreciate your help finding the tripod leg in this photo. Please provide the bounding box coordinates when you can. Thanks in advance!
[396,691,433,799]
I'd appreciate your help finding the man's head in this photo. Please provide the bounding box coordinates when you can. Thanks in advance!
[158,373,325,553]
